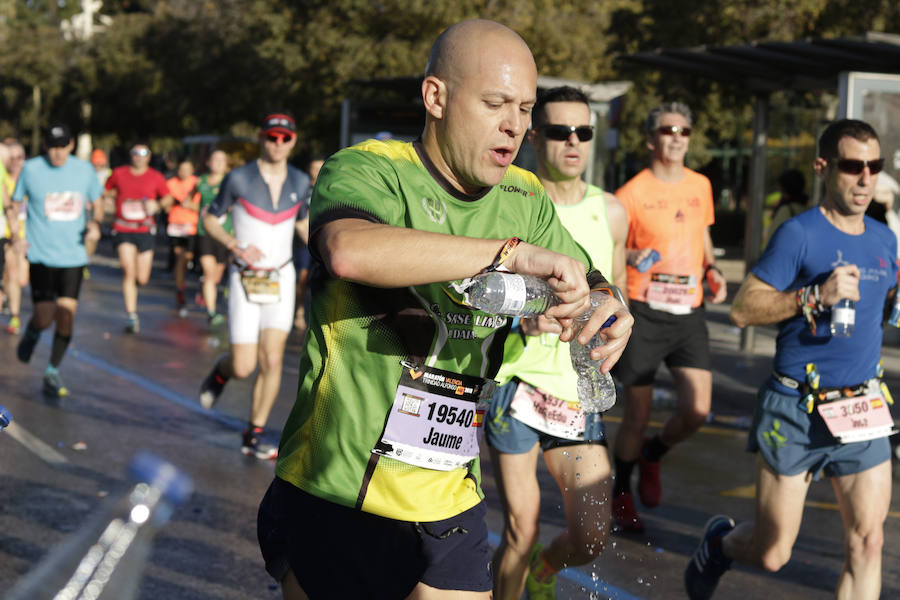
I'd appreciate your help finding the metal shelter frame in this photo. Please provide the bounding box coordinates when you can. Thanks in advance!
[619,32,900,351]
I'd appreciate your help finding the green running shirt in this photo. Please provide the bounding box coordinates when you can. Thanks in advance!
[496,184,614,404]
[275,139,593,522]
[196,174,231,236]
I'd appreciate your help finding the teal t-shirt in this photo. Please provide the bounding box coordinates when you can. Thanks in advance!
[13,155,102,267]
[275,139,593,522]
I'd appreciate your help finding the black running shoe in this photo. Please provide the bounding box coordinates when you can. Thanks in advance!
[684,515,735,600]
[199,362,228,409]
[241,427,277,460]
[17,329,39,363]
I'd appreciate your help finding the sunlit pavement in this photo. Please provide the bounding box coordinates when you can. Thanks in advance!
[1,250,898,599]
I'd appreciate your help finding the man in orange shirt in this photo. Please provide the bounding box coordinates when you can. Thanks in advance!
[611,102,727,532]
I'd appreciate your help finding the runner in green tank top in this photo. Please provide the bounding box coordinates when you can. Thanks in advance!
[487,87,629,600]
[256,20,633,600]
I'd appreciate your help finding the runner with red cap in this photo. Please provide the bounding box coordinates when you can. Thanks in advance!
[197,111,310,459]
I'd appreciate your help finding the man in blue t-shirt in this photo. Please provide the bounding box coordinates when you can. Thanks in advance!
[685,119,896,600]
[11,123,104,397]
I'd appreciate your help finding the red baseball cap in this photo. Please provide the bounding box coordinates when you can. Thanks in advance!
[261,113,296,136]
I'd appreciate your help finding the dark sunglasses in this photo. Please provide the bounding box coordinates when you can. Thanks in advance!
[265,132,294,144]
[832,158,884,175]
[657,125,691,137]
[542,124,594,142]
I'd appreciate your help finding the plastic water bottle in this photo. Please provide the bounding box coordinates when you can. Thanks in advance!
[465,273,619,412]
[569,291,618,413]
[465,272,559,317]
[636,249,660,273]
[0,404,11,431]
[7,451,193,600]
[830,299,855,337]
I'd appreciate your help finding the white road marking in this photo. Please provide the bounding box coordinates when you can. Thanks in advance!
[4,420,69,467]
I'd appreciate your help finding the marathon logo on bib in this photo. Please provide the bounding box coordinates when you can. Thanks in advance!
[373,361,495,471]
[44,192,84,221]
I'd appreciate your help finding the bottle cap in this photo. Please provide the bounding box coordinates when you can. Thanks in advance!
[128,451,194,505]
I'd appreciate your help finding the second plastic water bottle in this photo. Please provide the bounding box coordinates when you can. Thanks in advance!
[569,291,618,412]
[830,298,855,337]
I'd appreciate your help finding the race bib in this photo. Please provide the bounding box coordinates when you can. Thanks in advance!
[509,381,584,440]
[167,222,194,238]
[817,389,896,444]
[373,362,495,471]
[240,268,280,304]
[646,273,697,315]
[44,192,83,222]
[121,199,147,221]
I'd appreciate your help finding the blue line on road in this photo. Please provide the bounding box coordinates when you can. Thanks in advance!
[71,347,247,432]
[73,346,644,600]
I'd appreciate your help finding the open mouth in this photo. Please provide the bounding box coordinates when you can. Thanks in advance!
[490,147,514,167]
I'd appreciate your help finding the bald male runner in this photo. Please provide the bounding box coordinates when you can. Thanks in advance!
[256,19,632,600]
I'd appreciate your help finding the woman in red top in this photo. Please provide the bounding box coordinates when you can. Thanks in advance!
[104,142,172,333]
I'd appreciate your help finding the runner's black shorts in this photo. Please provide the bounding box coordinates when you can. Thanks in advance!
[258,477,493,598]
[613,300,710,386]
[169,235,195,253]
[195,234,230,264]
[30,263,84,303]
[113,231,154,253]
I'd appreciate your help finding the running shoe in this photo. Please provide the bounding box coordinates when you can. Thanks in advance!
[207,312,225,328]
[125,314,140,334]
[525,543,557,600]
[43,369,69,397]
[7,315,21,335]
[241,427,277,460]
[638,441,662,507]
[17,328,39,363]
[684,515,735,600]
[199,362,228,409]
[612,492,644,533]
[176,290,187,317]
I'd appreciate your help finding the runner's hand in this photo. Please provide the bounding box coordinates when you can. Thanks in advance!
[570,291,633,373]
[626,248,653,268]
[706,267,728,304]
[234,243,264,266]
[503,241,590,320]
[820,264,860,307]
[85,221,101,243]
[145,199,160,216]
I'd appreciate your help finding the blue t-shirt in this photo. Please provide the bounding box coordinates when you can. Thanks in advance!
[753,207,897,392]
[12,155,103,267]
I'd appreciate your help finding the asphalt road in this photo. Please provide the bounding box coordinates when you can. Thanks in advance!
[1,250,899,599]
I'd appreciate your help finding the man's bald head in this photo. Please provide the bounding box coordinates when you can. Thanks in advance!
[420,19,537,194]
[425,19,534,83]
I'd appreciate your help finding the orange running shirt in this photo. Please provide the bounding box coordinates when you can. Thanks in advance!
[616,168,714,309]
[167,175,199,234]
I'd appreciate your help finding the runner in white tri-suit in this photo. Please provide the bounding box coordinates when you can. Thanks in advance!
[197,112,310,459]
